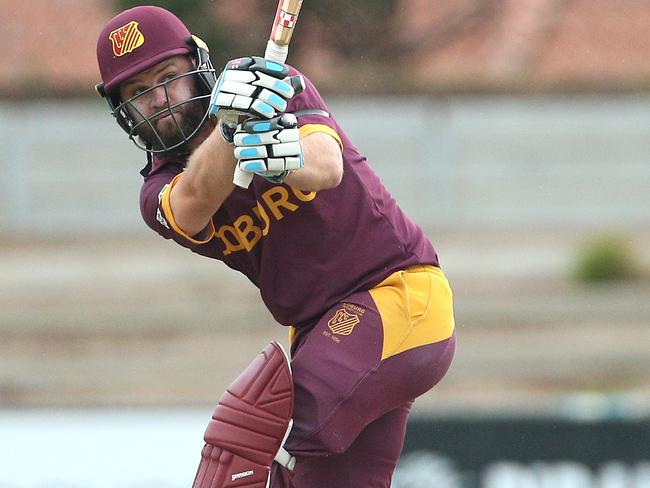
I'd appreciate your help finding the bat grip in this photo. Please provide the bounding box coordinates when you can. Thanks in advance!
[233,166,254,188]
[265,40,289,64]
[222,112,253,188]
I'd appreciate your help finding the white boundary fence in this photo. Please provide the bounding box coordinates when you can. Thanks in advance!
[1,96,649,237]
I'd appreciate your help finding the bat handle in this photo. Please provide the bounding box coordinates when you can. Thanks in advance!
[233,166,254,188]
[265,40,289,64]
[224,111,253,188]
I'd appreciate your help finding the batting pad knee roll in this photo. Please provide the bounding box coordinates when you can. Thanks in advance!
[192,341,295,488]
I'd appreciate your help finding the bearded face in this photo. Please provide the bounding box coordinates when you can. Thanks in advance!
[117,55,211,154]
[130,76,206,152]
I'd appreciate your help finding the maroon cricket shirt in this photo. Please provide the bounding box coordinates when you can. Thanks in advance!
[139,69,439,330]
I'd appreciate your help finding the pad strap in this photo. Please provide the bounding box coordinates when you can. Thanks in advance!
[275,447,296,471]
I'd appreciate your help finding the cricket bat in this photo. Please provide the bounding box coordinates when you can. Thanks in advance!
[232,0,305,188]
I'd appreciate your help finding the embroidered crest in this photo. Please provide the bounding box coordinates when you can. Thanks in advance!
[109,21,145,57]
[327,309,360,336]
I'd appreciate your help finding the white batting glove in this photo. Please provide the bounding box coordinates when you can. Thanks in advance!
[209,56,305,123]
[233,114,303,183]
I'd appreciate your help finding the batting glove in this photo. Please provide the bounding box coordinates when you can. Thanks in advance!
[233,113,303,183]
[209,57,305,122]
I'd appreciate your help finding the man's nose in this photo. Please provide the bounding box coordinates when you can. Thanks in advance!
[148,85,169,111]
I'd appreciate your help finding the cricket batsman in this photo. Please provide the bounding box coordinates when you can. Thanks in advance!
[96,5,456,487]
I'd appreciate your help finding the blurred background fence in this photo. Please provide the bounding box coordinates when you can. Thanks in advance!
[2,95,650,236]
[1,0,649,487]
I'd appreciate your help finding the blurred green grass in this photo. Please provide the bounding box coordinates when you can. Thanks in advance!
[573,235,644,284]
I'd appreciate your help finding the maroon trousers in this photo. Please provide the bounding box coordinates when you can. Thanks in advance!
[271,273,456,487]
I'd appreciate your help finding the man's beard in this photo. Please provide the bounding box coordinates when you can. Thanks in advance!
[135,98,206,155]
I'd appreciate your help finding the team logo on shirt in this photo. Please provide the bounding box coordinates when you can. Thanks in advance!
[213,186,317,256]
[327,309,360,336]
[109,20,145,57]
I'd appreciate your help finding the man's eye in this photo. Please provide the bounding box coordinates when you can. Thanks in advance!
[129,86,148,97]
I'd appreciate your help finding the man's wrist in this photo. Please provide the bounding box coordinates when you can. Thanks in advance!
[258,170,292,184]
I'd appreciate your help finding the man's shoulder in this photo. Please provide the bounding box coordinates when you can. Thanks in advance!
[142,153,186,179]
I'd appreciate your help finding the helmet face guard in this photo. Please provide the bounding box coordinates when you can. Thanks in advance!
[100,41,216,154]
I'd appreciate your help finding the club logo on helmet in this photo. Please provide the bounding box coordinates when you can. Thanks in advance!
[109,21,145,57]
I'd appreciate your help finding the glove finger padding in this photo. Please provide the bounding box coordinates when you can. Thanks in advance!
[209,56,305,121]
[234,114,304,176]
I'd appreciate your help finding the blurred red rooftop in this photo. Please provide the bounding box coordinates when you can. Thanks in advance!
[1,0,649,97]
[395,0,650,92]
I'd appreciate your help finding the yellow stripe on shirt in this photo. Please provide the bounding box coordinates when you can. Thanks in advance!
[160,173,215,245]
[369,265,455,361]
[299,124,343,152]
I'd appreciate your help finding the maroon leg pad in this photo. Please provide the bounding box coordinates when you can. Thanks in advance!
[192,342,294,488]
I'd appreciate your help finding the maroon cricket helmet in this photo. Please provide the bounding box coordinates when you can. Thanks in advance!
[97,5,194,94]
[95,6,217,155]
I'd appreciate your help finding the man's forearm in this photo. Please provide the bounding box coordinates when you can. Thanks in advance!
[169,128,238,236]
[284,132,343,191]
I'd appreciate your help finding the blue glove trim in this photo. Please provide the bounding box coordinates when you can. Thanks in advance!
[265,61,285,73]
[239,148,262,158]
[273,81,293,97]
[251,122,272,132]
[255,102,275,118]
[241,134,263,145]
[242,161,267,172]
[267,92,286,108]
